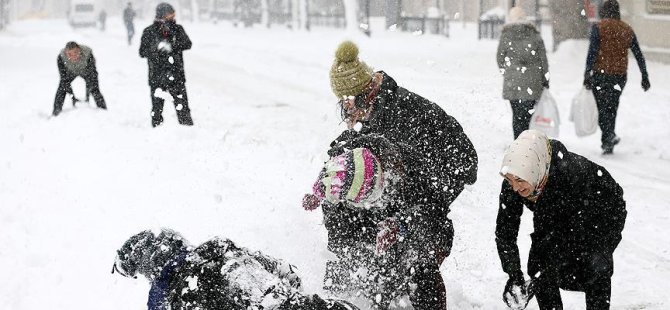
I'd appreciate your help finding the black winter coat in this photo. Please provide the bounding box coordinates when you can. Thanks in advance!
[332,72,477,249]
[139,21,191,88]
[156,237,304,309]
[359,72,477,201]
[496,140,626,288]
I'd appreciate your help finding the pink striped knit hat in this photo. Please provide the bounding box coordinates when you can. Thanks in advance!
[303,148,384,210]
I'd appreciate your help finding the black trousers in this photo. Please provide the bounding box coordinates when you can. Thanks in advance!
[125,23,135,45]
[530,245,614,310]
[408,262,448,310]
[592,74,627,148]
[150,84,193,127]
[510,100,536,139]
[53,73,106,116]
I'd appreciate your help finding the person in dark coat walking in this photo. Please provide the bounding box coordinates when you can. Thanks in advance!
[139,3,194,127]
[52,41,107,116]
[314,41,478,310]
[98,10,107,31]
[123,3,136,45]
[496,129,626,310]
[112,229,359,310]
[583,0,650,154]
[496,6,550,139]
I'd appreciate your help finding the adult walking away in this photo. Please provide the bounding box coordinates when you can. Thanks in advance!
[123,2,136,45]
[324,41,478,309]
[584,0,650,154]
[112,229,359,310]
[496,130,626,310]
[52,41,107,116]
[140,3,194,127]
[496,6,550,139]
[98,10,107,31]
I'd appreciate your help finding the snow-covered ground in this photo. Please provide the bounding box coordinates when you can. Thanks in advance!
[0,17,669,309]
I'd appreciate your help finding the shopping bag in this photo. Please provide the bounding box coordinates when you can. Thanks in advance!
[529,89,560,138]
[569,87,598,137]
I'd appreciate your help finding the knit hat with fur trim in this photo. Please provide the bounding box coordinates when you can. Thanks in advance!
[330,41,374,99]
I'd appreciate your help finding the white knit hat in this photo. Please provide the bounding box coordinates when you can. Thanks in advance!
[508,6,527,24]
[500,130,551,190]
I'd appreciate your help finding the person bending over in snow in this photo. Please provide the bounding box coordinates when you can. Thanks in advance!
[52,41,107,116]
[112,228,359,310]
[303,132,469,309]
[139,3,193,127]
[496,130,626,310]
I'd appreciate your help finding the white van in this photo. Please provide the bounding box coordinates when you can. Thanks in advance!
[68,2,97,27]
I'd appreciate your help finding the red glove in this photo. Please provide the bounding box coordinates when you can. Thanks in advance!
[302,194,321,211]
[375,217,400,256]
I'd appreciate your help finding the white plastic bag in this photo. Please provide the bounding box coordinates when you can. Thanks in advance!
[529,89,560,138]
[569,87,598,137]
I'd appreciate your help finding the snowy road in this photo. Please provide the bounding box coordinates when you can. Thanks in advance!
[1,18,669,309]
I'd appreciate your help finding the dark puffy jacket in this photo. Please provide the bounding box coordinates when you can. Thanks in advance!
[495,140,626,287]
[155,237,304,309]
[359,72,477,200]
[139,21,191,88]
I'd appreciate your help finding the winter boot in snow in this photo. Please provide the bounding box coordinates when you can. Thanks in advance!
[602,136,620,155]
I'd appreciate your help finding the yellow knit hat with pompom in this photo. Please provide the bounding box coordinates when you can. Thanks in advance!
[330,41,373,99]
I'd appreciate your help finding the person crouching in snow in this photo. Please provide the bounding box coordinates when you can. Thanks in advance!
[139,3,193,127]
[303,134,456,310]
[496,130,626,310]
[52,41,107,116]
[112,228,359,310]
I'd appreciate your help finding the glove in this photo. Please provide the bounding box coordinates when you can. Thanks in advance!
[327,130,361,157]
[542,79,550,89]
[375,217,401,256]
[157,40,173,53]
[503,273,533,310]
[583,76,593,90]
[302,194,321,211]
[642,75,651,92]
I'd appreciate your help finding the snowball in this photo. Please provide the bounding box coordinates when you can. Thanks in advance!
[531,50,536,55]
[353,122,363,132]
[558,151,563,159]
[176,104,183,111]
[168,56,174,64]
[597,169,603,177]
[613,84,622,91]
[581,9,586,16]
[186,275,199,291]
[527,88,533,95]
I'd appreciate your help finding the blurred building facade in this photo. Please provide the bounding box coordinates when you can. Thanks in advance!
[619,0,670,63]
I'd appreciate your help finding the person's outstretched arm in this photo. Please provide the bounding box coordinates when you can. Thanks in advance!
[630,33,650,91]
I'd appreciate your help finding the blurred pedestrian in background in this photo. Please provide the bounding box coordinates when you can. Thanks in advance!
[583,0,650,154]
[496,6,550,139]
[123,2,136,45]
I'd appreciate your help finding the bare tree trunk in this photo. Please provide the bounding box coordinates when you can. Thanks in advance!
[343,0,359,33]
[261,0,269,27]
